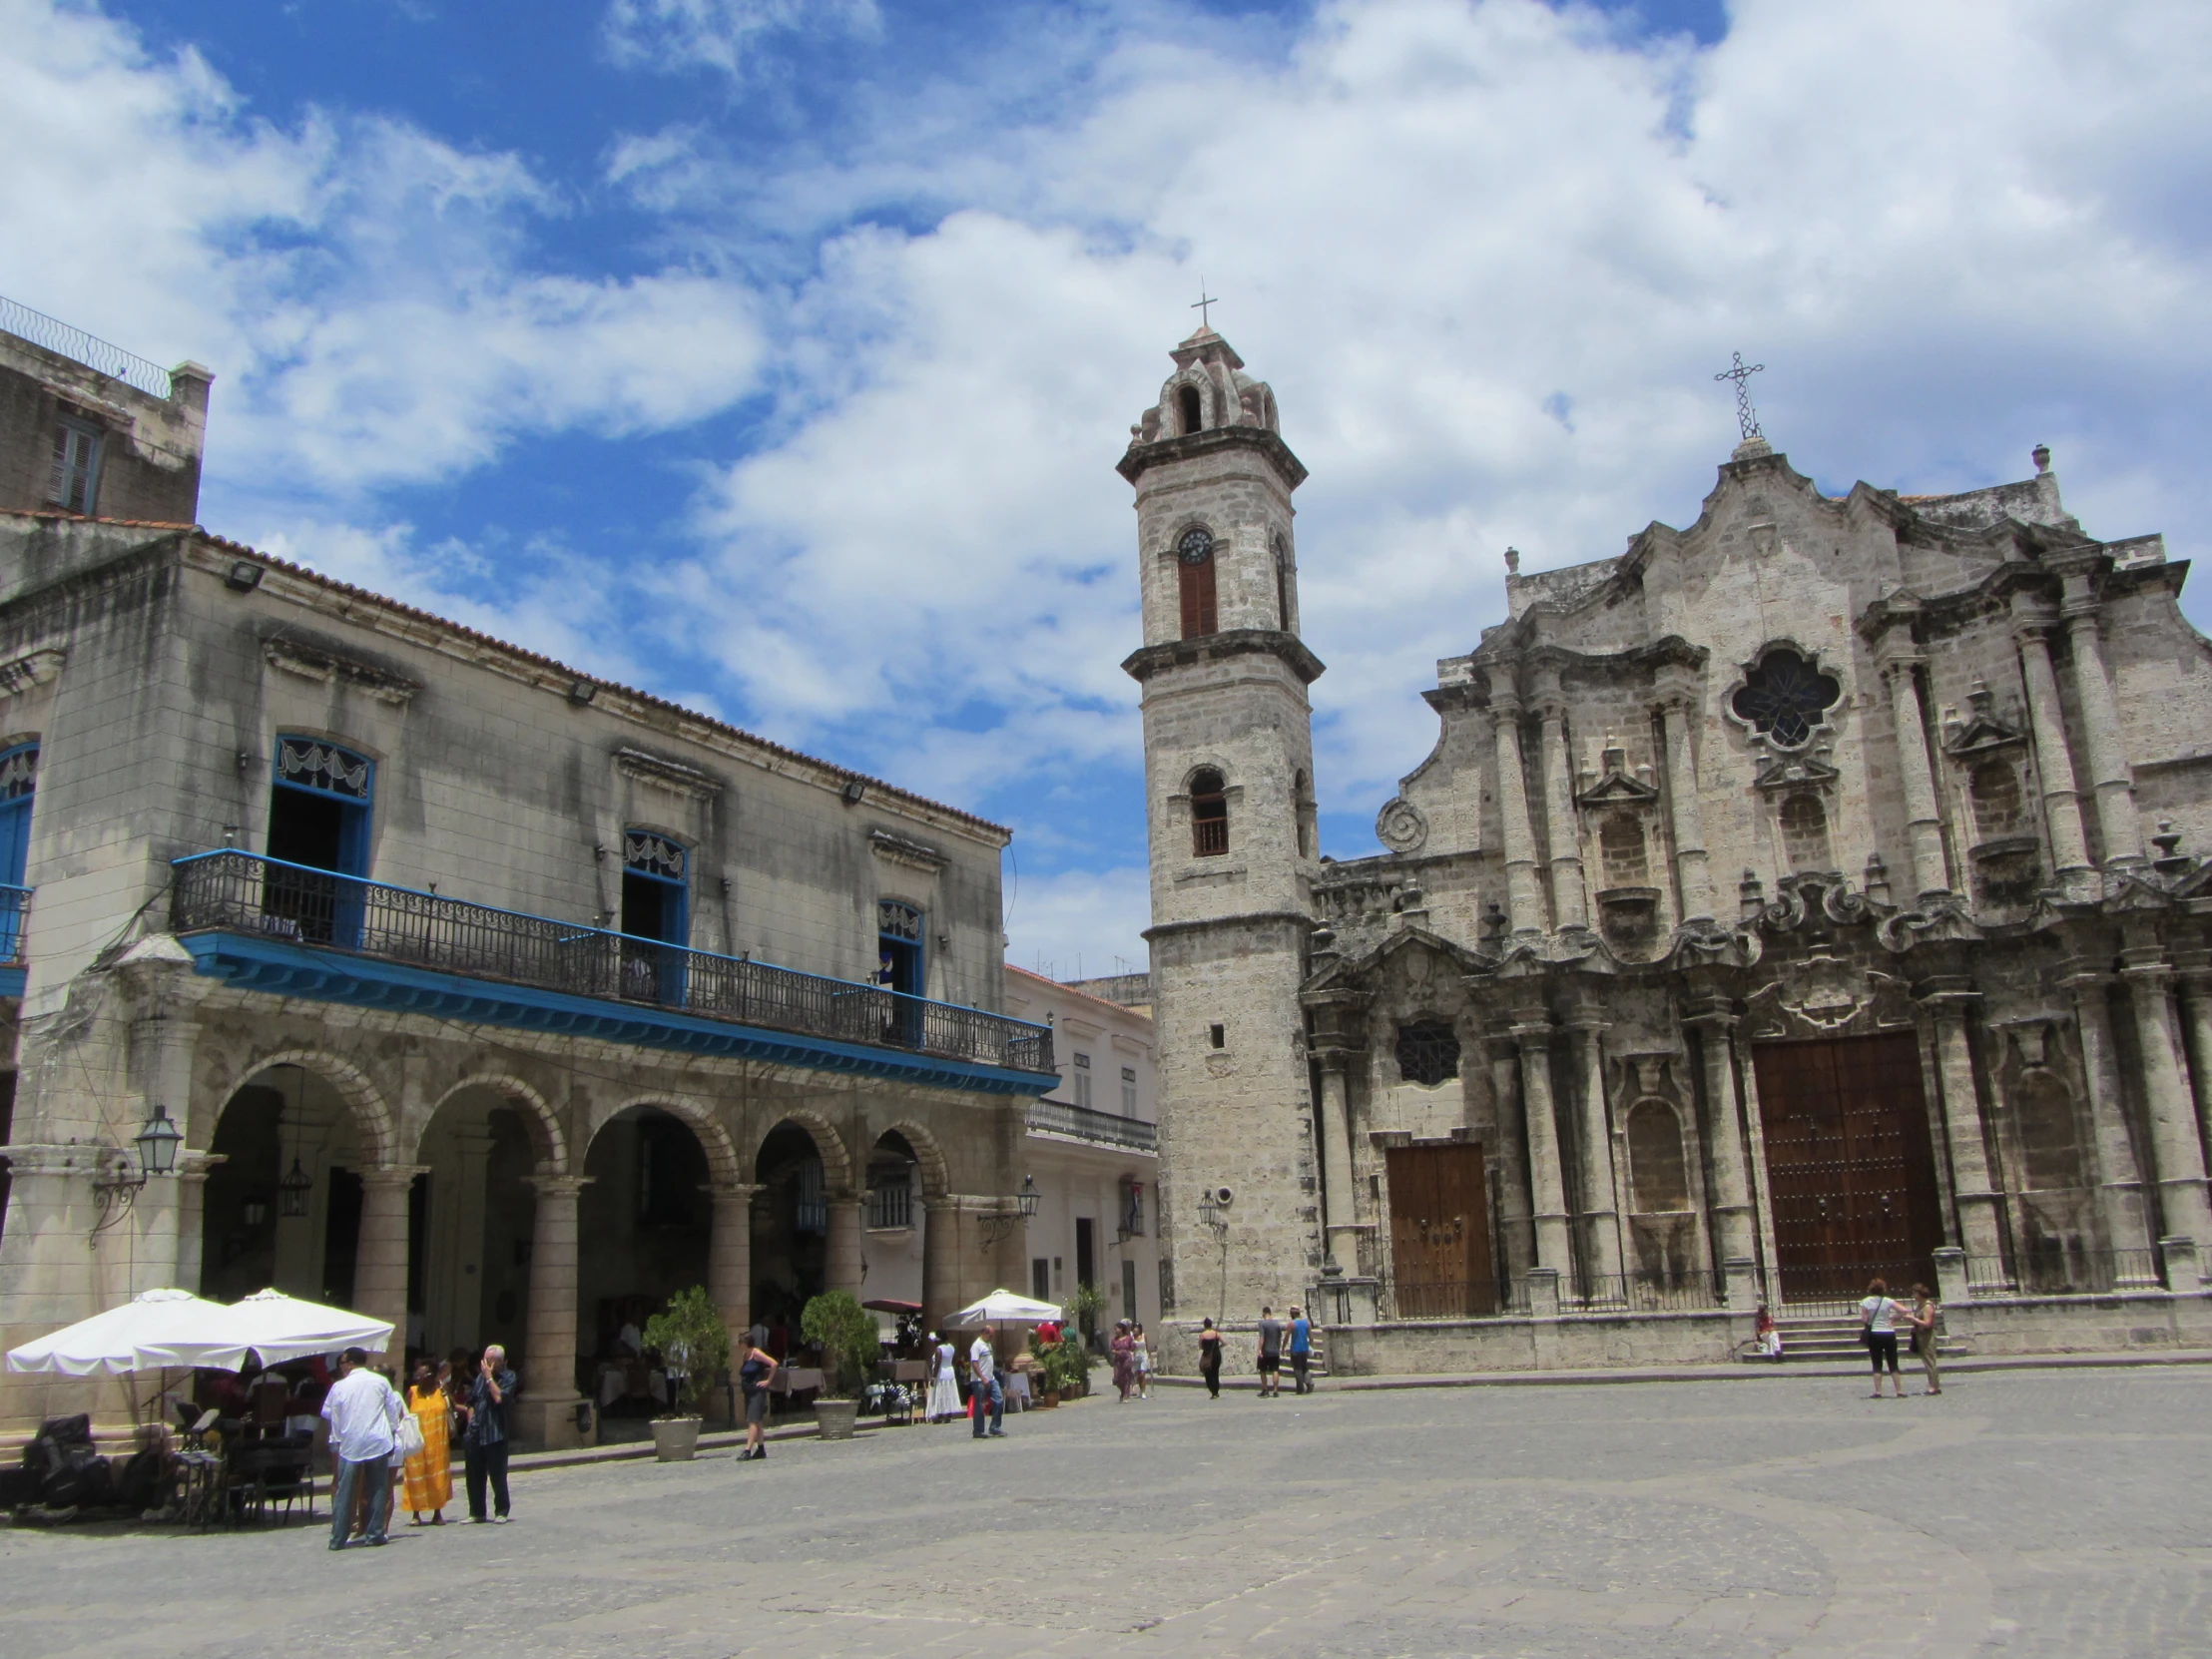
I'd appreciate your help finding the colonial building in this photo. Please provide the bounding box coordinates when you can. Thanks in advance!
[1127,326,2212,1371]
[0,304,1055,1442]
[1002,966,1159,1332]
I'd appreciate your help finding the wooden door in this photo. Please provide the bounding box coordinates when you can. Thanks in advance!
[1752,1033,1944,1303]
[1385,1144,1494,1318]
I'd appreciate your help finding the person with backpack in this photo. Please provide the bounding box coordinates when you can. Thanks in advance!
[1859,1279,1908,1399]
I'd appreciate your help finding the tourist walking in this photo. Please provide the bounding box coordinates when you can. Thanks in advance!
[925,1332,960,1422]
[1110,1321,1136,1402]
[1198,1318,1223,1398]
[461,1344,519,1522]
[402,1360,452,1525]
[1287,1306,1313,1394]
[1134,1324,1152,1398]
[1256,1306,1284,1397]
[321,1347,403,1551]
[1860,1279,1908,1398]
[735,1333,779,1459]
[1907,1283,1943,1395]
[968,1324,1005,1438]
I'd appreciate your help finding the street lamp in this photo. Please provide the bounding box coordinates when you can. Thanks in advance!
[90,1104,183,1233]
[1016,1174,1040,1221]
[980,1175,1043,1249]
[278,1155,313,1220]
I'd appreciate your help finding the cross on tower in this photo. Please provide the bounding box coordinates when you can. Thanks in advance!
[1191,285,1219,331]
[1715,351,1765,441]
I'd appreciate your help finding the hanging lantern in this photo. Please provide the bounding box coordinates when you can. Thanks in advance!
[278,1155,313,1219]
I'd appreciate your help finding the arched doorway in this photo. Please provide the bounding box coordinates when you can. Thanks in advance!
[201,1062,389,1309]
[581,1106,713,1422]
[752,1119,829,1350]
[412,1085,553,1372]
[863,1131,924,1323]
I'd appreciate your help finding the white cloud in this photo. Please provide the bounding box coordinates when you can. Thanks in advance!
[603,0,879,77]
[1002,863,1151,985]
[651,0,2212,863]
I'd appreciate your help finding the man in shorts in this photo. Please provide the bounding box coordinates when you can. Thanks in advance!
[1287,1305,1313,1394]
[1255,1306,1283,1398]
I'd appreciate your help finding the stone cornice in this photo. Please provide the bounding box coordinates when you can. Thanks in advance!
[867,828,946,874]
[264,637,422,706]
[1116,424,1308,490]
[614,746,722,801]
[1122,628,1326,687]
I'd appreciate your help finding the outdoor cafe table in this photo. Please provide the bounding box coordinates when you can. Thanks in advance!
[769,1367,825,1395]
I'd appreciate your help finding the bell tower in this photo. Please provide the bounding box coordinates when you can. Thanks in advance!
[1120,325,1326,1345]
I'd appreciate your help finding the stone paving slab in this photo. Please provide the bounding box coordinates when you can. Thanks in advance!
[3,1369,2208,1659]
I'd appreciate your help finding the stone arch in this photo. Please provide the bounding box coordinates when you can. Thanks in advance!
[871,1116,952,1200]
[749,1103,854,1193]
[199,1045,395,1165]
[419,1072,569,1174]
[590,1092,741,1185]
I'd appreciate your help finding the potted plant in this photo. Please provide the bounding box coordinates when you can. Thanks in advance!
[1068,1281,1107,1352]
[800,1290,880,1441]
[1028,1330,1087,1405]
[643,1285,730,1462]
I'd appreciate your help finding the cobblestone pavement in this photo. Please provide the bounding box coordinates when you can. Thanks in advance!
[4,1369,2208,1659]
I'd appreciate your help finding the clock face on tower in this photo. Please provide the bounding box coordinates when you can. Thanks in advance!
[1177,527,1215,565]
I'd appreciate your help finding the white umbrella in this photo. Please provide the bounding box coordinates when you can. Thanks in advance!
[140,1289,395,1370]
[5,1288,225,1377]
[945,1289,1062,1328]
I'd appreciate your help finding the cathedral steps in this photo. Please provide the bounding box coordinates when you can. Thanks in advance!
[1741,1314,1968,1364]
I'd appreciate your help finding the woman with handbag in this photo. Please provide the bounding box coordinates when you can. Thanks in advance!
[401,1359,452,1524]
[1859,1279,1908,1399]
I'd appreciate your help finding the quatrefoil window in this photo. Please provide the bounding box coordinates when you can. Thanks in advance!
[1730,649,1840,749]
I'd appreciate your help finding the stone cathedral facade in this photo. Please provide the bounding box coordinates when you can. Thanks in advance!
[1127,327,2212,1372]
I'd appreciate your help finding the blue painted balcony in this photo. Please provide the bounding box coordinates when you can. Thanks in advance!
[167,850,1056,1094]
[0,882,29,997]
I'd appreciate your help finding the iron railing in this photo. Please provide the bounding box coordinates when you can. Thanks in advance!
[1773,1260,1936,1318]
[1966,1247,2167,1299]
[0,293,174,400]
[1025,1098,1158,1152]
[1381,1274,1529,1321]
[1572,1270,1725,1313]
[0,883,30,963]
[170,850,1054,1074]
[865,1180,914,1230]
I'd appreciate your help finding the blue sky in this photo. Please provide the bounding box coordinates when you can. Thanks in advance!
[3,0,2206,975]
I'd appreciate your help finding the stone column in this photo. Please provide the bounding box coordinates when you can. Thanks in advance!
[708,1182,759,1347]
[352,1165,423,1359]
[1569,1017,1622,1289]
[1486,1033,1536,1278]
[921,1196,960,1335]
[522,1174,590,1444]
[1535,687,1588,934]
[1917,987,2008,1269]
[1685,1003,1756,1303]
[2061,958,2156,1261]
[1513,1022,1572,1274]
[2119,944,2212,1251]
[172,1155,222,1297]
[2012,610,2093,885]
[2175,959,2212,1181]
[826,1195,864,1299]
[1880,654,1952,900]
[1314,1049,1362,1271]
[2057,565,2143,865]
[1491,695,1545,935]
[1655,689,1715,922]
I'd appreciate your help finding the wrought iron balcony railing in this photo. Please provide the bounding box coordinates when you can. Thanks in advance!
[0,882,30,963]
[170,850,1053,1074]
[1025,1098,1158,1152]
[1,293,175,400]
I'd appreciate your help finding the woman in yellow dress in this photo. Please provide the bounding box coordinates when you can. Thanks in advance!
[402,1359,453,1525]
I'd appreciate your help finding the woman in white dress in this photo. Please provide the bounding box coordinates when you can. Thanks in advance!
[925,1333,961,1422]
[1133,1324,1151,1399]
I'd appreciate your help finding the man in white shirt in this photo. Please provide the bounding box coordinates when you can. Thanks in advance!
[968,1324,1004,1439]
[321,1346,403,1550]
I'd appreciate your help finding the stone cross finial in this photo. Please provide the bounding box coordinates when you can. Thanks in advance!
[1715,351,1765,441]
[1190,284,1219,330]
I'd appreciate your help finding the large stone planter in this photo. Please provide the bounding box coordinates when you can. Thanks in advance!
[814,1399,859,1441]
[652,1417,703,1462]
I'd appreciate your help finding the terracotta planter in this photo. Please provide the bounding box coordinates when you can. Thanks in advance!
[1040,1390,1060,1408]
[652,1417,702,1462]
[814,1399,859,1441]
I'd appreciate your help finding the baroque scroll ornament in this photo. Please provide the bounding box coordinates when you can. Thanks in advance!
[1376,797,1429,853]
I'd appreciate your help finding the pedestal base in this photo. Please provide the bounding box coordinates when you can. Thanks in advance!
[516,1395,594,1451]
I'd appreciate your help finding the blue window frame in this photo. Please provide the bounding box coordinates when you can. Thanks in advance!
[266,737,374,947]
[877,899,924,1046]
[620,830,690,1006]
[0,744,38,959]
